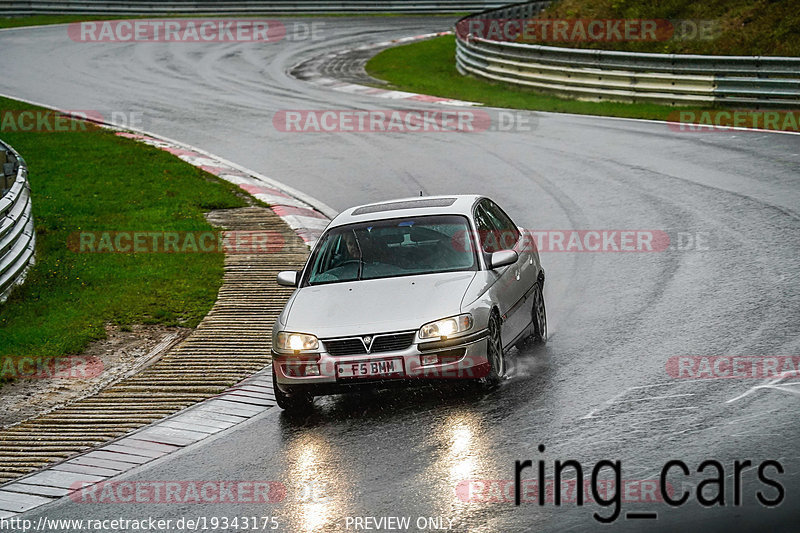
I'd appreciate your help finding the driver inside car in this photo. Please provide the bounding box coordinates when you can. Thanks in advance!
[332,231,362,266]
[343,231,361,260]
[330,231,366,271]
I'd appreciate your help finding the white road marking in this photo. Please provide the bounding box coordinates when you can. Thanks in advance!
[726,374,800,403]
[583,406,699,421]
[581,388,629,420]
[614,393,696,404]
[582,381,705,419]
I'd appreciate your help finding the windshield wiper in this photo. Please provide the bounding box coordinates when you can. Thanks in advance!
[353,232,365,281]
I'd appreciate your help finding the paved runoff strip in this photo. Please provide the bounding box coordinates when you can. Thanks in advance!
[0,369,278,516]
[0,132,331,518]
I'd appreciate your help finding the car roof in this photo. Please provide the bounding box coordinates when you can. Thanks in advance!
[328,194,483,228]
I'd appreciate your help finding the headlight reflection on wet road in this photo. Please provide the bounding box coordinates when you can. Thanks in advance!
[283,432,349,532]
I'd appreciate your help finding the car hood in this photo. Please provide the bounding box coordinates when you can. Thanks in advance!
[283,271,476,338]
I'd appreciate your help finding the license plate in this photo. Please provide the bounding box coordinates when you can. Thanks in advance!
[337,358,404,378]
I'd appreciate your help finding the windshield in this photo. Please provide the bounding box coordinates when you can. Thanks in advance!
[306,215,477,286]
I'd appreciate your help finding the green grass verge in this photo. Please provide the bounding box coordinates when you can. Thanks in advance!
[366,35,713,121]
[0,96,247,371]
[0,15,133,30]
[531,0,800,56]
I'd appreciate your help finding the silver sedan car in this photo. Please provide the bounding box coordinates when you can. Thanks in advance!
[271,195,546,411]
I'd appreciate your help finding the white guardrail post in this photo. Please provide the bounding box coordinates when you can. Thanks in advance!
[455,1,800,107]
[0,140,35,304]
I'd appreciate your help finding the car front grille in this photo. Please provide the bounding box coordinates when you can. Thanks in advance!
[324,338,364,356]
[323,332,416,356]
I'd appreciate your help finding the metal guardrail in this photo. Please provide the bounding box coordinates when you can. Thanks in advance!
[3,1,512,15]
[0,140,35,304]
[455,1,800,107]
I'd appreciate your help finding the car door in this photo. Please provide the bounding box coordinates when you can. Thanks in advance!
[474,200,529,348]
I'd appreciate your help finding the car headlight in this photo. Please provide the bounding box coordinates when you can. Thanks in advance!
[419,314,473,339]
[276,332,319,352]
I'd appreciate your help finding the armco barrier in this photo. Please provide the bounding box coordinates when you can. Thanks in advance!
[455,1,800,107]
[2,1,511,15]
[0,140,35,304]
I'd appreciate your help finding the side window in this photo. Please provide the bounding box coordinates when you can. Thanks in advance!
[482,201,520,250]
[474,203,501,253]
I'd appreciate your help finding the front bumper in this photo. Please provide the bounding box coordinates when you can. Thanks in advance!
[272,329,489,397]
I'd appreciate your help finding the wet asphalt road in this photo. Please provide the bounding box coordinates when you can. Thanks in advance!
[1,16,800,532]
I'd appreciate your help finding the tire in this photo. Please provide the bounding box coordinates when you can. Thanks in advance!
[483,311,505,386]
[272,365,313,412]
[515,281,548,350]
[532,282,547,344]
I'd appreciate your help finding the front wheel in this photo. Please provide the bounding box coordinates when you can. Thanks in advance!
[532,282,547,344]
[483,312,505,386]
[272,365,313,412]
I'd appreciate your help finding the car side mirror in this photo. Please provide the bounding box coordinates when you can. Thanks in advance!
[276,271,298,287]
[489,250,518,269]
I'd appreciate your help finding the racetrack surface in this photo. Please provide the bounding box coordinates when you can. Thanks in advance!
[1,17,799,532]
